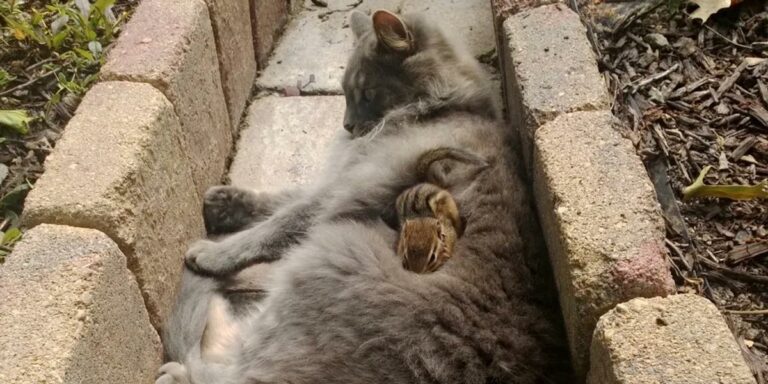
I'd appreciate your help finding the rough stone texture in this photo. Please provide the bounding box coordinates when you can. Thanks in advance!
[502,4,609,171]
[252,0,290,67]
[229,95,344,191]
[0,224,162,384]
[588,295,756,384]
[24,82,204,329]
[289,0,304,13]
[532,110,675,378]
[205,0,257,129]
[102,0,232,197]
[257,0,493,93]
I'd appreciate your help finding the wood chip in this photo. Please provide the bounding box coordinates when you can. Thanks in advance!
[727,241,768,264]
[749,105,768,128]
[716,60,748,99]
[731,136,757,160]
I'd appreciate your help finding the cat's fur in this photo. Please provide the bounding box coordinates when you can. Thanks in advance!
[158,10,572,384]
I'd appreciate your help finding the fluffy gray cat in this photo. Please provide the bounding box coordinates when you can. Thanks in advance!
[156,10,572,384]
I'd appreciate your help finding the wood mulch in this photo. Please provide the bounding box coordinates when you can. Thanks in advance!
[578,0,768,380]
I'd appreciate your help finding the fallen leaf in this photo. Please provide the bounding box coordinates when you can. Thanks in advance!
[0,110,32,134]
[683,166,768,201]
[688,0,743,22]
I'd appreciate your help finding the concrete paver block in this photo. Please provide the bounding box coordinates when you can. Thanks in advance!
[257,0,493,93]
[24,82,204,328]
[400,0,495,58]
[102,0,232,196]
[252,0,290,67]
[0,224,162,384]
[588,295,756,384]
[205,0,258,129]
[532,110,675,377]
[229,95,345,191]
[502,4,609,169]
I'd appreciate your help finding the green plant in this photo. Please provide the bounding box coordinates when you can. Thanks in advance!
[1,0,125,122]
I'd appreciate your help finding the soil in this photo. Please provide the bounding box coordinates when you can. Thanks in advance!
[578,0,768,380]
[0,0,138,259]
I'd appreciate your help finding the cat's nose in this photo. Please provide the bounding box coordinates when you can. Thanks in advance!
[343,122,355,133]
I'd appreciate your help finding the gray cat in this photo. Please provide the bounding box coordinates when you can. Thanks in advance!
[157,10,572,384]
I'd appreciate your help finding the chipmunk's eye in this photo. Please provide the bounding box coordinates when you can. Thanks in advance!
[428,251,437,264]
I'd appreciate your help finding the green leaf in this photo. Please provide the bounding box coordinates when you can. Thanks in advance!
[2,227,22,246]
[0,110,32,134]
[93,0,117,14]
[51,29,70,50]
[74,47,94,61]
[0,69,16,89]
[0,182,31,210]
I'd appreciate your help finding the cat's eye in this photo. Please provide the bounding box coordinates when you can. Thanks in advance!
[363,88,376,102]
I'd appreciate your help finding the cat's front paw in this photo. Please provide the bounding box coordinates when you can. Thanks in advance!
[155,362,190,384]
[185,239,237,276]
[204,185,262,235]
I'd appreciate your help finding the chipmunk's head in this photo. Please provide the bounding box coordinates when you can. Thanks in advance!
[397,217,457,274]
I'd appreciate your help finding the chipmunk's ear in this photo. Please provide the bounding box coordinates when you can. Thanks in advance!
[372,10,414,54]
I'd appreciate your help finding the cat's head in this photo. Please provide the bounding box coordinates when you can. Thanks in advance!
[342,10,496,137]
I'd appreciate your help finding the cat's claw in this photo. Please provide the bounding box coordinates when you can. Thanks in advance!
[155,362,190,384]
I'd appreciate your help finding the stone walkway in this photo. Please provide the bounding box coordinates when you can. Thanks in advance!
[231,0,496,189]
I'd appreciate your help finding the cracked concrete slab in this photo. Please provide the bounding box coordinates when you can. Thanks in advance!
[257,0,494,93]
[228,95,346,191]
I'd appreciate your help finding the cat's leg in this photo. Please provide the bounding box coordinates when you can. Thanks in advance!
[377,147,489,228]
[416,147,490,189]
[155,362,191,384]
[203,186,302,235]
[186,196,321,276]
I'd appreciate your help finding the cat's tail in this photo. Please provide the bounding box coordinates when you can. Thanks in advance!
[159,268,241,383]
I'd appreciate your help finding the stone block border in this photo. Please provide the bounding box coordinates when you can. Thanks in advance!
[493,1,756,382]
[1,0,756,382]
[0,0,292,380]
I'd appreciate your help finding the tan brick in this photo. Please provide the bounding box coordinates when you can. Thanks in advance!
[24,82,204,328]
[252,0,290,67]
[204,0,258,129]
[532,110,674,377]
[102,0,232,196]
[0,224,162,384]
[501,4,609,171]
[588,295,756,384]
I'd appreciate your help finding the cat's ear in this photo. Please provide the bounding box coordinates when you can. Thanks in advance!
[372,10,414,54]
[349,10,372,40]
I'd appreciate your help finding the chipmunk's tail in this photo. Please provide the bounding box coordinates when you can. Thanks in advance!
[160,268,241,383]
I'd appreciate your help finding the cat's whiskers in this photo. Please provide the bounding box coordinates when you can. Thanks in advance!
[364,117,388,142]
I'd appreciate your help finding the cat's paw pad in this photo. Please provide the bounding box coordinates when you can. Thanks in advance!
[155,362,190,384]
